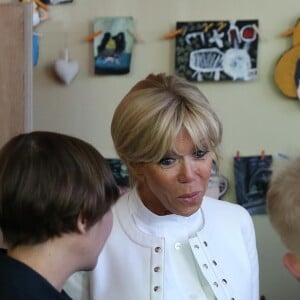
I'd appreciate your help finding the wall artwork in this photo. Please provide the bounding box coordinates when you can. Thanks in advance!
[274,19,300,99]
[40,0,73,4]
[233,153,272,215]
[175,20,259,82]
[106,158,130,195]
[93,17,135,75]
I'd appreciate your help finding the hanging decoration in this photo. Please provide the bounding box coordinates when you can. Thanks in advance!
[233,150,272,215]
[21,0,49,66]
[274,19,300,99]
[54,48,79,85]
[33,32,40,66]
[91,17,135,75]
[171,20,259,82]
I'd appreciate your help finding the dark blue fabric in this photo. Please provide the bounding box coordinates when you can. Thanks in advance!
[234,155,273,215]
[0,249,72,300]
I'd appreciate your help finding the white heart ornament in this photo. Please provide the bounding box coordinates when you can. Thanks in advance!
[54,59,79,85]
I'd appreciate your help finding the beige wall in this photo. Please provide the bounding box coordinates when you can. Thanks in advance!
[32,0,300,299]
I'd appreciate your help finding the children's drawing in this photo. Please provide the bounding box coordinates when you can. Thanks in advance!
[175,20,259,82]
[93,17,134,75]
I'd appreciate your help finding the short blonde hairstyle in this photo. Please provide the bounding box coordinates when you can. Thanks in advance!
[267,157,300,253]
[111,73,223,184]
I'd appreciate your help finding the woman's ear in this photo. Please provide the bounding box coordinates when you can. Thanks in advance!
[283,252,300,281]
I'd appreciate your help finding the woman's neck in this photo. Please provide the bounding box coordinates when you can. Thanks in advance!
[137,183,171,216]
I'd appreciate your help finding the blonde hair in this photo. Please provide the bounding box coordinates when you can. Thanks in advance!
[111,73,223,183]
[267,157,300,253]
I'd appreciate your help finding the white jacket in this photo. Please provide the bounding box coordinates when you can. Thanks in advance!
[88,188,259,300]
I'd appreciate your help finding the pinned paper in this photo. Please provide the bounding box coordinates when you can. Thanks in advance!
[175,20,259,82]
[93,17,135,75]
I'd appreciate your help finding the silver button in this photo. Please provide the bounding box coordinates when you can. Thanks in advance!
[153,286,160,292]
[212,260,217,266]
[154,246,161,253]
[222,279,227,284]
[194,244,200,249]
[203,241,208,247]
[154,266,160,272]
[213,282,219,287]
[202,264,208,269]
[174,242,182,250]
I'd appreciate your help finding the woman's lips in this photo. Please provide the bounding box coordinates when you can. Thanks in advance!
[178,191,201,203]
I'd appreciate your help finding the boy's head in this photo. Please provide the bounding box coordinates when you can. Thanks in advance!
[0,131,119,249]
[267,156,300,281]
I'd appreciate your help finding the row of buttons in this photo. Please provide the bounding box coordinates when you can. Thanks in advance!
[192,240,235,300]
[153,246,162,294]
[153,242,235,298]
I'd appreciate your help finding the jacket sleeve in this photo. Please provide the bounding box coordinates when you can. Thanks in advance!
[63,271,90,300]
[242,209,260,300]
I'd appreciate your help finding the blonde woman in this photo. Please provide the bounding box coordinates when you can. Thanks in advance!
[67,73,259,300]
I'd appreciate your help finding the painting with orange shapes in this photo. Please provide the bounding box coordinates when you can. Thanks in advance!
[274,18,300,99]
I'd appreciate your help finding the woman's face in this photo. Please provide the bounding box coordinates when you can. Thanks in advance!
[135,129,213,216]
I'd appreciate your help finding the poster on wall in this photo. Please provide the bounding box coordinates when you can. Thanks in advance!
[175,20,259,82]
[93,17,135,75]
[40,0,73,4]
[233,154,272,215]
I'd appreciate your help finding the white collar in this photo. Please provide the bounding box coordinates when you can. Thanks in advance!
[128,186,205,237]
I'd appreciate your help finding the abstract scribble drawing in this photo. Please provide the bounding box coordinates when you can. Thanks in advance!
[190,48,224,81]
[176,20,259,82]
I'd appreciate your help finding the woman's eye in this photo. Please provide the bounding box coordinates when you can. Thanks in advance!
[158,157,175,166]
[193,150,208,159]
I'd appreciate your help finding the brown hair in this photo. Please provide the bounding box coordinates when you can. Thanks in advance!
[0,131,119,247]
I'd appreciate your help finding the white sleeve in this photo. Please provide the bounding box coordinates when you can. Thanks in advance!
[243,211,260,300]
[64,271,90,300]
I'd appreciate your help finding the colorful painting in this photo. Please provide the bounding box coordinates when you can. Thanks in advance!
[106,159,130,195]
[175,20,259,82]
[94,17,134,75]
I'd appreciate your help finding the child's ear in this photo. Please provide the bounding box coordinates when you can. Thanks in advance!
[77,214,88,234]
[283,252,300,281]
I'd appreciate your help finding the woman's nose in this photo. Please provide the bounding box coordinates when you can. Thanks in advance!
[178,159,196,183]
